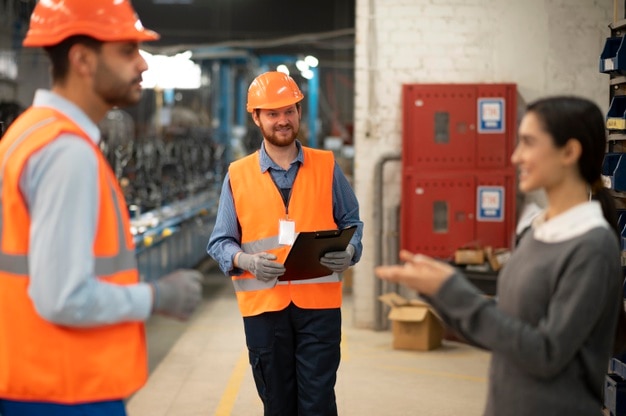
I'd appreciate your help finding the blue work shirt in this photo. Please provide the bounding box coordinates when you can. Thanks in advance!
[207,140,363,276]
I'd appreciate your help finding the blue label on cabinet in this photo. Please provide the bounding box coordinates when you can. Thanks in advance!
[477,98,505,134]
[477,186,504,222]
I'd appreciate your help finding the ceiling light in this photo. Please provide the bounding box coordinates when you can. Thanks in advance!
[295,60,308,72]
[140,49,201,89]
[304,55,319,68]
[276,65,290,75]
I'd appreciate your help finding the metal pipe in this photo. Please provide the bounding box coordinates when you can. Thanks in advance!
[373,153,401,330]
[308,67,320,148]
[388,204,401,296]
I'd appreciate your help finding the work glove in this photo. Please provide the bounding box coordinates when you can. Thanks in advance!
[151,269,203,321]
[238,252,286,282]
[320,244,355,273]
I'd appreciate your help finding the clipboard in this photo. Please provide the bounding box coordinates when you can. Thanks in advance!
[279,225,357,281]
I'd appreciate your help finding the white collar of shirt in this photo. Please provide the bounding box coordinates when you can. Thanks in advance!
[531,201,609,243]
[32,89,101,145]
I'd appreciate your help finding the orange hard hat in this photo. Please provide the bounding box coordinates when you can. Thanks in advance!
[22,0,160,47]
[246,71,304,113]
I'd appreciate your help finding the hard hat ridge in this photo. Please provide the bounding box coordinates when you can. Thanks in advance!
[22,0,160,47]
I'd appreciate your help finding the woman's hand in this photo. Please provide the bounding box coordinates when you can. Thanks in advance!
[374,250,455,296]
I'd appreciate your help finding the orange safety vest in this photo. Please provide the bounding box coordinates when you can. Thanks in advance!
[229,147,342,317]
[0,107,147,403]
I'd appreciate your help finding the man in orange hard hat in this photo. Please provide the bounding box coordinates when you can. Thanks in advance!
[0,1,203,415]
[207,71,364,415]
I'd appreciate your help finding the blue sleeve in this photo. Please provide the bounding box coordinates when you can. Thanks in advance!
[332,162,364,263]
[22,136,152,327]
[206,173,245,276]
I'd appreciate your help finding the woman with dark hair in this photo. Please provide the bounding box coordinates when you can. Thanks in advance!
[376,96,625,416]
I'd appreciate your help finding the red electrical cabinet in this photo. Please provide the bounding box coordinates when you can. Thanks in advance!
[401,83,517,259]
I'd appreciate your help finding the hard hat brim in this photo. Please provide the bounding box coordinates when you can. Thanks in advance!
[23,27,160,47]
[246,96,304,113]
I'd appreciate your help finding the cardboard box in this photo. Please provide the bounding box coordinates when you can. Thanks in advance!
[379,293,444,351]
[484,246,511,271]
[454,248,485,265]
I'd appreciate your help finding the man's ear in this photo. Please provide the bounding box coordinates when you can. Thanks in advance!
[562,138,582,166]
[251,110,261,127]
[68,44,96,76]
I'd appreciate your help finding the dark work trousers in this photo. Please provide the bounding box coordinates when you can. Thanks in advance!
[0,399,126,416]
[243,302,341,416]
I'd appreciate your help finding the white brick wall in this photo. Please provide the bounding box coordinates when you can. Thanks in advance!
[352,0,613,328]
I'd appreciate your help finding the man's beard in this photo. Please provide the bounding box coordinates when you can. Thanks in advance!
[94,60,143,108]
[262,124,299,147]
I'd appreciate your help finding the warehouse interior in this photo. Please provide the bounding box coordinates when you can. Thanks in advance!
[1,0,626,415]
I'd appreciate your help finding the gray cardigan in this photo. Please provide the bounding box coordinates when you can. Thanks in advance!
[429,202,622,416]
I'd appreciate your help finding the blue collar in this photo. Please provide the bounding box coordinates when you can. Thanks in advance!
[259,140,305,173]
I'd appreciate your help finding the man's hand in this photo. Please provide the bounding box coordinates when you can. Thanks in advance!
[320,244,355,273]
[151,269,203,321]
[238,252,286,282]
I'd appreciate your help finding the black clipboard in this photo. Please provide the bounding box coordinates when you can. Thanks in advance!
[279,225,357,281]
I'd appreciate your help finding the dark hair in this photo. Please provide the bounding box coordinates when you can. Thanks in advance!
[527,96,626,354]
[527,96,618,236]
[43,35,103,84]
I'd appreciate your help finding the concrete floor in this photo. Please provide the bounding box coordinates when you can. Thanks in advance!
[127,264,490,416]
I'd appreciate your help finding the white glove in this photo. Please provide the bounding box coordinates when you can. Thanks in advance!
[320,244,355,273]
[238,252,286,282]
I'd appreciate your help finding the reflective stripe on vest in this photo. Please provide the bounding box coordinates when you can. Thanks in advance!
[233,272,340,292]
[241,235,279,254]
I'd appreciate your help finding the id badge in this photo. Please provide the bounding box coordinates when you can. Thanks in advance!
[278,219,296,245]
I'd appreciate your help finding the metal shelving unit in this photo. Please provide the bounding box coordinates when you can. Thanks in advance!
[602,5,626,414]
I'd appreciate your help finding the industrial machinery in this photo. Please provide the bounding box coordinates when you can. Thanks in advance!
[99,104,223,281]
[0,100,23,138]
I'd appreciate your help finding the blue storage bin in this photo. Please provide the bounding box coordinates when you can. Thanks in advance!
[602,153,626,191]
[601,37,626,75]
[607,96,626,131]
[605,373,626,416]
[611,358,626,380]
